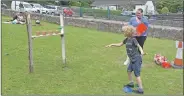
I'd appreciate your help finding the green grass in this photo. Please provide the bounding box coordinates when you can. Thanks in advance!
[2,16,183,95]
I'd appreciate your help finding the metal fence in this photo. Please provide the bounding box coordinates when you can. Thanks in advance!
[71,6,131,21]
[2,3,183,28]
[70,6,183,27]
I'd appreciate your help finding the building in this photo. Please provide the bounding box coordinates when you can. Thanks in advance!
[91,0,156,11]
[91,0,148,10]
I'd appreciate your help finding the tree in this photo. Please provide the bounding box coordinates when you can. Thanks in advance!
[80,1,90,7]
[161,7,169,14]
[68,1,81,7]
[59,1,69,6]
[68,0,94,7]
[155,0,183,13]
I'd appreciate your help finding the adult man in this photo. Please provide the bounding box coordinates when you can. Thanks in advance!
[11,12,25,22]
[123,8,149,65]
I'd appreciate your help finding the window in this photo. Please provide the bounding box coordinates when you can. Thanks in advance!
[50,6,56,9]
[23,4,32,8]
[34,4,42,8]
[19,3,24,8]
[45,6,52,9]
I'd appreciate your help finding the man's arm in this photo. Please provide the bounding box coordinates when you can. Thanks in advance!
[143,16,149,27]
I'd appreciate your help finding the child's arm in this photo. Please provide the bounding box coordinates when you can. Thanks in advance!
[137,44,144,55]
[133,38,146,55]
[105,42,124,47]
[106,38,127,48]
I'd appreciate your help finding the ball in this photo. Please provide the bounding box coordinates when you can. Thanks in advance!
[36,20,40,24]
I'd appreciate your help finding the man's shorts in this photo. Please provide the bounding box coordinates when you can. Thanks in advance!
[127,56,142,77]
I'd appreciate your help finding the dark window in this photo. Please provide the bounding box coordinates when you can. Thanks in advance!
[19,3,24,8]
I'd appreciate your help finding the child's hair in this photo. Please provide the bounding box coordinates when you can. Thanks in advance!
[122,25,135,37]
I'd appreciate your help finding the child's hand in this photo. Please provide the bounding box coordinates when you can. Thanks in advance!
[105,44,112,48]
[141,52,148,55]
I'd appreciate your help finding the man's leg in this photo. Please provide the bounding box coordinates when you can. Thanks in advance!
[136,36,147,48]
[140,36,147,49]
[135,36,147,53]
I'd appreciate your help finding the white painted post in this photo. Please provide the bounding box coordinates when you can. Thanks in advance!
[60,13,66,64]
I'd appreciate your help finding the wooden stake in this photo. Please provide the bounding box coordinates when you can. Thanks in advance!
[26,13,33,73]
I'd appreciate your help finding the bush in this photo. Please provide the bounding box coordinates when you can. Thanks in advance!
[69,1,81,7]
[82,8,121,17]
[161,7,169,14]
[71,6,123,19]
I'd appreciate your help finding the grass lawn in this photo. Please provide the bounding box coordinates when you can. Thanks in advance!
[2,16,183,95]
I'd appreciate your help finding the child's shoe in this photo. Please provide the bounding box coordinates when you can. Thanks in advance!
[124,82,134,88]
[134,88,144,94]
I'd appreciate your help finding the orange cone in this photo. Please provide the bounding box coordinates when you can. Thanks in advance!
[171,41,183,69]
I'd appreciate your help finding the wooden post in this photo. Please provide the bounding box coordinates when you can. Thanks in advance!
[60,13,66,64]
[26,13,34,73]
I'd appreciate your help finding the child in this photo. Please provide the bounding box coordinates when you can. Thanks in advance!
[105,37,130,65]
[106,25,145,94]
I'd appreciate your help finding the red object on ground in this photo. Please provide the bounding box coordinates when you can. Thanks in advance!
[36,32,41,36]
[42,32,47,35]
[48,32,53,35]
[162,62,171,68]
[136,23,147,36]
[154,54,167,65]
[54,32,59,34]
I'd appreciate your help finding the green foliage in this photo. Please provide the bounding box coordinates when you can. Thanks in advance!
[81,1,90,8]
[68,0,94,7]
[156,0,183,13]
[69,1,81,7]
[26,0,94,7]
[161,7,169,14]
[82,8,122,18]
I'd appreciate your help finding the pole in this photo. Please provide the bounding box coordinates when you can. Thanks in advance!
[15,1,16,10]
[60,13,66,64]
[107,6,110,20]
[26,13,34,73]
[80,7,83,17]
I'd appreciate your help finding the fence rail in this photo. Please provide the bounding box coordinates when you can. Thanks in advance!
[2,7,183,27]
